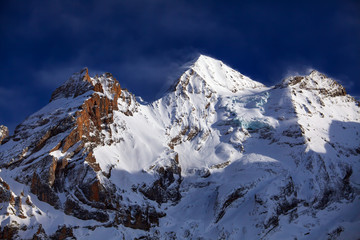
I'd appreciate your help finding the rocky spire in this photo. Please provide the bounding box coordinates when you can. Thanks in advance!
[50,68,94,101]
[0,68,144,227]
[0,125,8,144]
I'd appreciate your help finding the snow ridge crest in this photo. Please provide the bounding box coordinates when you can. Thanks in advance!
[172,54,265,95]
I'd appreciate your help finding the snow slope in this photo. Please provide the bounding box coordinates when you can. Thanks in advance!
[0,55,359,239]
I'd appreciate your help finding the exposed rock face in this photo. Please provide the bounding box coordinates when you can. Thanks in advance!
[0,68,159,235]
[282,70,347,98]
[50,68,94,101]
[0,177,12,204]
[0,225,19,240]
[53,68,122,154]
[49,225,76,240]
[30,171,60,208]
[119,205,165,231]
[141,154,182,204]
[0,177,37,238]
[0,125,8,144]
[30,225,76,240]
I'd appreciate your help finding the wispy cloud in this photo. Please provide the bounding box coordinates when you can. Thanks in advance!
[35,66,82,88]
[280,64,315,80]
[114,50,199,100]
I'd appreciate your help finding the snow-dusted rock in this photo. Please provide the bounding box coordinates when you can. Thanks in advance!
[0,125,8,144]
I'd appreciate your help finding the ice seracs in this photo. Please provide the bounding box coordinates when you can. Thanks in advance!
[0,55,359,239]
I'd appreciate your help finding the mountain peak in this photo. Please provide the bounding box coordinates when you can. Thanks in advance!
[173,54,265,95]
[308,69,327,79]
[80,67,91,82]
[50,68,122,102]
[193,54,218,65]
[50,68,94,101]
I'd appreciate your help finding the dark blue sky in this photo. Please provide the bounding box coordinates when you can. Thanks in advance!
[1,0,359,132]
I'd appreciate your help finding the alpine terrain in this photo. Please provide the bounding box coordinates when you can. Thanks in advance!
[0,55,359,239]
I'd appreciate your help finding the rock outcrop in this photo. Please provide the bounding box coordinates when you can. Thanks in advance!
[0,68,160,235]
[282,70,347,98]
[0,125,8,144]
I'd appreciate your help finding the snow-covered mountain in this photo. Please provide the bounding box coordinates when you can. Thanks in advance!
[0,55,359,239]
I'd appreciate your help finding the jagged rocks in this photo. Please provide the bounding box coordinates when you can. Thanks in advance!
[0,125,8,144]
[31,225,76,240]
[57,71,122,154]
[32,224,48,240]
[0,68,144,229]
[1,179,13,205]
[50,68,94,101]
[0,177,31,225]
[0,224,19,240]
[118,205,165,231]
[215,187,247,223]
[284,71,347,98]
[282,124,304,138]
[50,225,76,240]
[64,196,109,222]
[30,172,60,208]
[210,160,231,170]
[141,166,182,204]
[140,155,182,204]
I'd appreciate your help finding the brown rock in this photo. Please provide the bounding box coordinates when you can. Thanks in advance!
[26,196,35,207]
[120,205,164,231]
[50,70,93,101]
[0,177,10,191]
[1,69,145,229]
[30,173,59,208]
[32,224,48,240]
[59,75,121,154]
[50,225,76,240]
[140,155,182,204]
[90,181,100,202]
[288,76,304,86]
[81,68,91,83]
[64,197,109,222]
[0,125,8,144]
[0,225,19,240]
[14,196,26,219]
[85,152,101,172]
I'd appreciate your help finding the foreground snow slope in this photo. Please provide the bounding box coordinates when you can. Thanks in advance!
[0,55,359,239]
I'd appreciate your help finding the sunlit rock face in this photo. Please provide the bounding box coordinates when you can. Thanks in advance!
[0,55,359,239]
[0,125,8,144]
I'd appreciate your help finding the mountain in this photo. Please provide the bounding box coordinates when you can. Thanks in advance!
[0,55,359,239]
